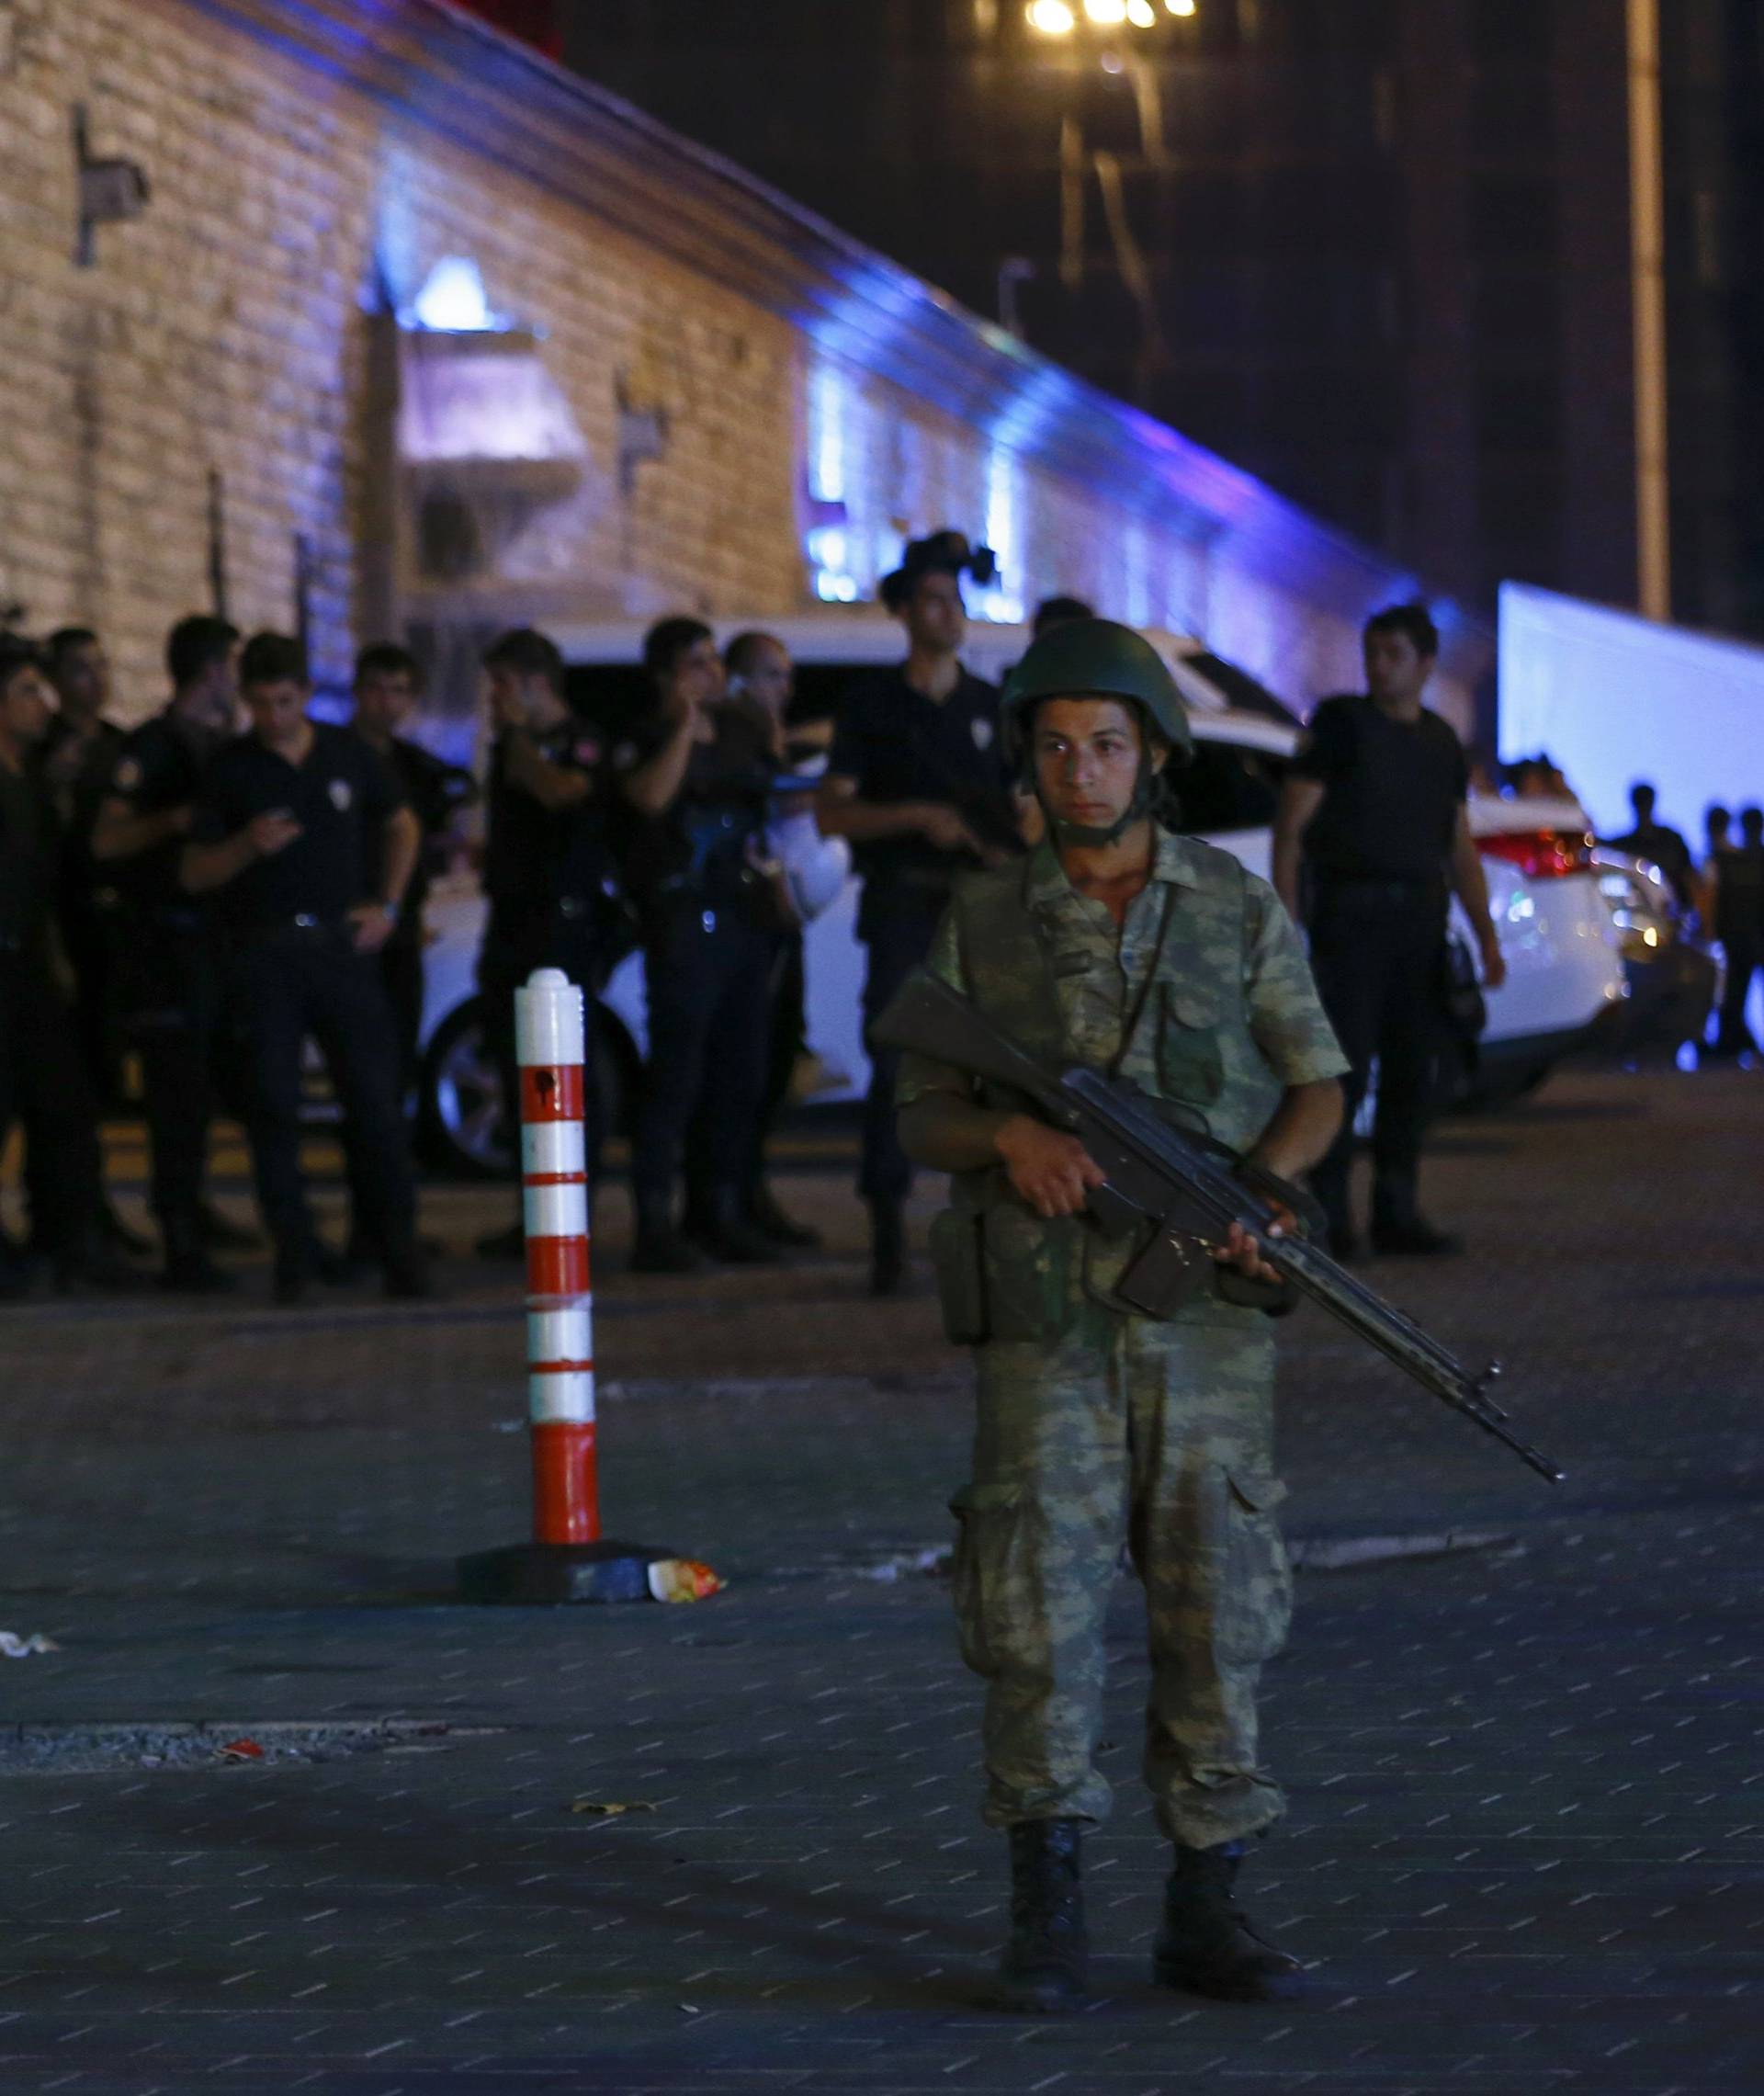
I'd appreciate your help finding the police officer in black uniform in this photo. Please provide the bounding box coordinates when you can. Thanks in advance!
[348,642,478,1093]
[1272,602,1507,1257]
[616,617,791,1274]
[0,636,127,1297]
[817,531,1018,1294]
[90,614,244,1291]
[473,628,620,1260]
[183,632,426,1303]
[40,628,129,1111]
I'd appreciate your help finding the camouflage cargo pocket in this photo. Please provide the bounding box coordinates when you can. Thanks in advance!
[980,1207,1077,1343]
[928,1209,989,1343]
[1218,1467,1293,1667]
[949,1479,1025,1678]
[1157,983,1226,1109]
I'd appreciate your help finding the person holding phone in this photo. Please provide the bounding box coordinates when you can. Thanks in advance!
[182,632,426,1303]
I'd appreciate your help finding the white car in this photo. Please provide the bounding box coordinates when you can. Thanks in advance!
[415,620,1626,1173]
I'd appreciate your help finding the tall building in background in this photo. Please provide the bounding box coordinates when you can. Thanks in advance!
[564,0,1761,637]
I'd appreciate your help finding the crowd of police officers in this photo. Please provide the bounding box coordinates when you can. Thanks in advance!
[0,527,1510,1306]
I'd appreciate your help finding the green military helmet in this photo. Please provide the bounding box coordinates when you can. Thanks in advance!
[1001,617,1193,767]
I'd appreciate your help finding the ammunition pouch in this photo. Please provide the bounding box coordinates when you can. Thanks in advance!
[928,1195,1080,1346]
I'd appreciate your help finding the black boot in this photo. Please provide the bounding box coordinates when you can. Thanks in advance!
[1153,1841,1303,2001]
[751,1183,820,1249]
[99,1200,157,1261]
[1308,1160,1355,1261]
[995,1819,1089,2014]
[630,1197,702,1275]
[158,1215,235,1296]
[1370,1174,1461,1257]
[693,1187,783,1265]
[198,1202,261,1252]
[868,1199,906,1297]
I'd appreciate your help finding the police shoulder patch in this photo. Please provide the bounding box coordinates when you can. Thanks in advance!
[328,776,353,811]
[970,718,995,752]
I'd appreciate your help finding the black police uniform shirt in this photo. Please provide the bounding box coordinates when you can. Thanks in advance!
[1294,695,1468,888]
[482,719,609,921]
[827,665,1009,911]
[613,703,777,918]
[359,732,476,933]
[191,721,407,935]
[106,709,220,910]
[0,759,58,949]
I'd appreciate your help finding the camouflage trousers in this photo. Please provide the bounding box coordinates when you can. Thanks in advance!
[951,1297,1292,1847]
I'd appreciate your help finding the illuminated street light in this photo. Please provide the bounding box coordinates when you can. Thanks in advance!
[1027,0,1194,32]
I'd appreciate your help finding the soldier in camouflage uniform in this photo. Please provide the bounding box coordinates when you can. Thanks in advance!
[896,619,1349,2013]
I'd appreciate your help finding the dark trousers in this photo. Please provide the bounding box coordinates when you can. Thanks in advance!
[228,925,416,1265]
[379,927,425,1100]
[0,945,105,1259]
[632,901,775,1211]
[1714,937,1760,1055]
[60,895,123,1111]
[858,899,944,1207]
[683,930,799,1218]
[1307,885,1447,1228]
[118,918,221,1243]
[479,904,605,1202]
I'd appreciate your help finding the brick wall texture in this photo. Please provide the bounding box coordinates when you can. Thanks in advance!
[0,0,1469,726]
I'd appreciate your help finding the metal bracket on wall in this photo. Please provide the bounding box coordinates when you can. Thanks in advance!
[73,105,150,267]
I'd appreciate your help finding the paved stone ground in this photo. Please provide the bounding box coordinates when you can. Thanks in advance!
[0,1068,1760,2093]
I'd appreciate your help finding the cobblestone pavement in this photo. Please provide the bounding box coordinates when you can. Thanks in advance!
[0,1068,1760,2093]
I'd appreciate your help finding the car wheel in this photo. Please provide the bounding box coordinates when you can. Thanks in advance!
[419,996,510,1181]
[418,994,638,1183]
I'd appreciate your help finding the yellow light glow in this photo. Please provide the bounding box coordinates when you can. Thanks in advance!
[1084,0,1130,24]
[1127,0,1156,19]
[1026,0,1077,29]
[1167,0,1197,16]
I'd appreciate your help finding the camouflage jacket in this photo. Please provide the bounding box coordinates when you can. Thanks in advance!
[898,831,1349,1337]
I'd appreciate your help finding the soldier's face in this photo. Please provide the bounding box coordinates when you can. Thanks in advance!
[0,665,55,748]
[1031,697,1157,831]
[243,677,310,744]
[356,668,416,736]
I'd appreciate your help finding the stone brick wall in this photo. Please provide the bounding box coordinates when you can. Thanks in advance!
[0,0,1485,732]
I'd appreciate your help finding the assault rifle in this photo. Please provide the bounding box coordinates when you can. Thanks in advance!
[875,969,1564,1483]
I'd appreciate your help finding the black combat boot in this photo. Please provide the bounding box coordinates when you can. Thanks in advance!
[994,1818,1089,2014]
[751,1183,820,1249]
[692,1187,783,1265]
[629,1197,702,1275]
[868,1199,906,1297]
[1370,1174,1461,1258]
[158,1214,235,1296]
[1153,1841,1303,2001]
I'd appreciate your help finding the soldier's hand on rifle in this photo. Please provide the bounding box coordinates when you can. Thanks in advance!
[1211,1207,1296,1286]
[996,1114,1107,1218]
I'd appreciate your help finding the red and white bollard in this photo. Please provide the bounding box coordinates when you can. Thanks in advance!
[516,968,598,1545]
[458,969,688,1604]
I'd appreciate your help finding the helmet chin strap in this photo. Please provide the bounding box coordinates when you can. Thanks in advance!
[1037,745,1158,850]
